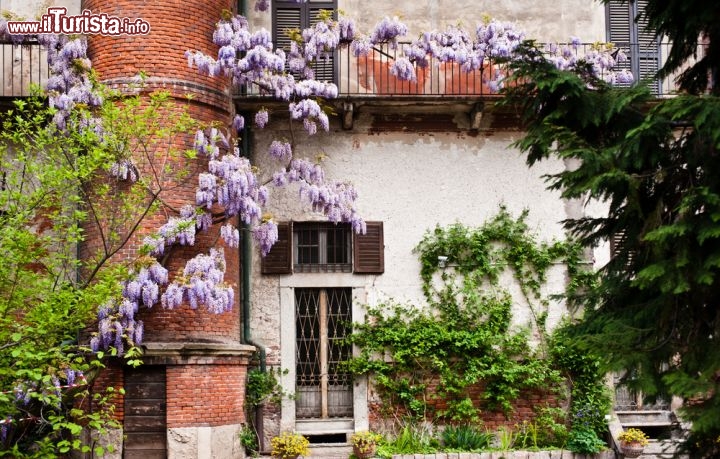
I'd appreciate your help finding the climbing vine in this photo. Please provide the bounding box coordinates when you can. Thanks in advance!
[347,206,598,423]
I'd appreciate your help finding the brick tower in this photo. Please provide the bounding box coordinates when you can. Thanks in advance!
[81,1,253,457]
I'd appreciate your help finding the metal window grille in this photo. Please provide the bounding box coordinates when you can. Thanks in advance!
[295,288,353,419]
[294,222,352,273]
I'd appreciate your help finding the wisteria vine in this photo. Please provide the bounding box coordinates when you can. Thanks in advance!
[0,2,634,360]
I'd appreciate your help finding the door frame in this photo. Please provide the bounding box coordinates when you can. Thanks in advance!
[279,273,369,434]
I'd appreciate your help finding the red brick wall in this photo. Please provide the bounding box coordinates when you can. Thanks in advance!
[83,0,231,110]
[89,362,125,422]
[81,0,239,343]
[166,362,247,427]
[369,380,565,432]
[81,0,250,433]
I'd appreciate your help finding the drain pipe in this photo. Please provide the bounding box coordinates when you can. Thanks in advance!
[237,2,267,450]
[239,107,267,453]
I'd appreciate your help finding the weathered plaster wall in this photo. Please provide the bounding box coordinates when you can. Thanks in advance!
[247,0,607,43]
[250,111,572,361]
[248,108,582,437]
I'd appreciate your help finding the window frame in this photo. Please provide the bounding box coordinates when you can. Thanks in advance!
[261,221,384,275]
[293,222,353,273]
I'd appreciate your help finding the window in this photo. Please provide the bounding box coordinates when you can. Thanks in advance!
[295,287,352,418]
[273,0,338,83]
[261,221,384,275]
[294,222,352,272]
[606,0,661,93]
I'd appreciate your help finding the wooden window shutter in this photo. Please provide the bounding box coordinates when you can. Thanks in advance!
[308,6,337,83]
[273,4,302,69]
[273,1,338,83]
[353,221,384,274]
[261,221,292,274]
[610,229,636,268]
[606,0,660,93]
[634,0,661,94]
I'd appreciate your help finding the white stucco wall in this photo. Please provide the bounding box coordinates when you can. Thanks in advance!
[250,111,574,360]
[247,107,586,436]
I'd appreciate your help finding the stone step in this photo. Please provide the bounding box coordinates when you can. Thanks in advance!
[615,410,677,428]
[634,439,687,459]
[258,444,353,459]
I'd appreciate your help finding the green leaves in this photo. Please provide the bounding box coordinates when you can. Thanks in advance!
[348,208,584,422]
[504,30,720,453]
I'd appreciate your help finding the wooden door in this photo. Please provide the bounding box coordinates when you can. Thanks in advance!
[123,366,167,459]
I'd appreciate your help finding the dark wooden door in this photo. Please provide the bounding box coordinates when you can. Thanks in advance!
[123,366,167,459]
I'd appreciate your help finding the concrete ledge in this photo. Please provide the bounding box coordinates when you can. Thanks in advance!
[141,342,256,365]
[144,341,256,355]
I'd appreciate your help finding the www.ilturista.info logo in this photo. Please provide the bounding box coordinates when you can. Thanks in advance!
[7,7,151,36]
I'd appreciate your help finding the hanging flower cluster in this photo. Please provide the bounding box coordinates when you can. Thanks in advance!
[544,39,634,84]
[161,248,234,314]
[89,257,167,354]
[37,33,103,131]
[387,21,525,87]
[185,10,368,245]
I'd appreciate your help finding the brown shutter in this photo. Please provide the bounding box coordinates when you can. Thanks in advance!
[261,222,292,274]
[353,221,384,274]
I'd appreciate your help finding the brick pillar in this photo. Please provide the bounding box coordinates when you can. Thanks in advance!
[82,1,254,457]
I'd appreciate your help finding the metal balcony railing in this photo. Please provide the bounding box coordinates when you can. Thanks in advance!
[236,42,705,99]
[0,39,49,98]
[0,39,702,100]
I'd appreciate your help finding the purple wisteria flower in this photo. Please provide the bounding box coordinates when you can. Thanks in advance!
[109,158,139,182]
[269,140,293,161]
[161,249,234,313]
[233,114,245,133]
[390,57,417,81]
[544,39,633,84]
[253,220,279,256]
[370,16,408,47]
[220,223,240,247]
[255,109,269,128]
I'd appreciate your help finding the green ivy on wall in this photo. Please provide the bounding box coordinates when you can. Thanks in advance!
[347,206,609,432]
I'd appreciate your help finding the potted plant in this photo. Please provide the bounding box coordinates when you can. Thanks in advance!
[350,430,383,458]
[270,432,310,459]
[617,428,649,458]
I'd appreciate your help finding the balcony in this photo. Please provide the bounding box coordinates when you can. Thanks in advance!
[234,41,701,101]
[0,39,700,102]
[0,39,49,100]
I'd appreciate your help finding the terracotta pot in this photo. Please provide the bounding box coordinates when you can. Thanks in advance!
[352,443,377,459]
[621,441,645,458]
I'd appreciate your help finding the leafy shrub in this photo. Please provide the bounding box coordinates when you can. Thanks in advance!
[348,209,574,422]
[239,425,259,455]
[441,424,492,451]
[376,423,438,458]
[566,426,606,454]
[550,325,611,438]
[533,406,569,448]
